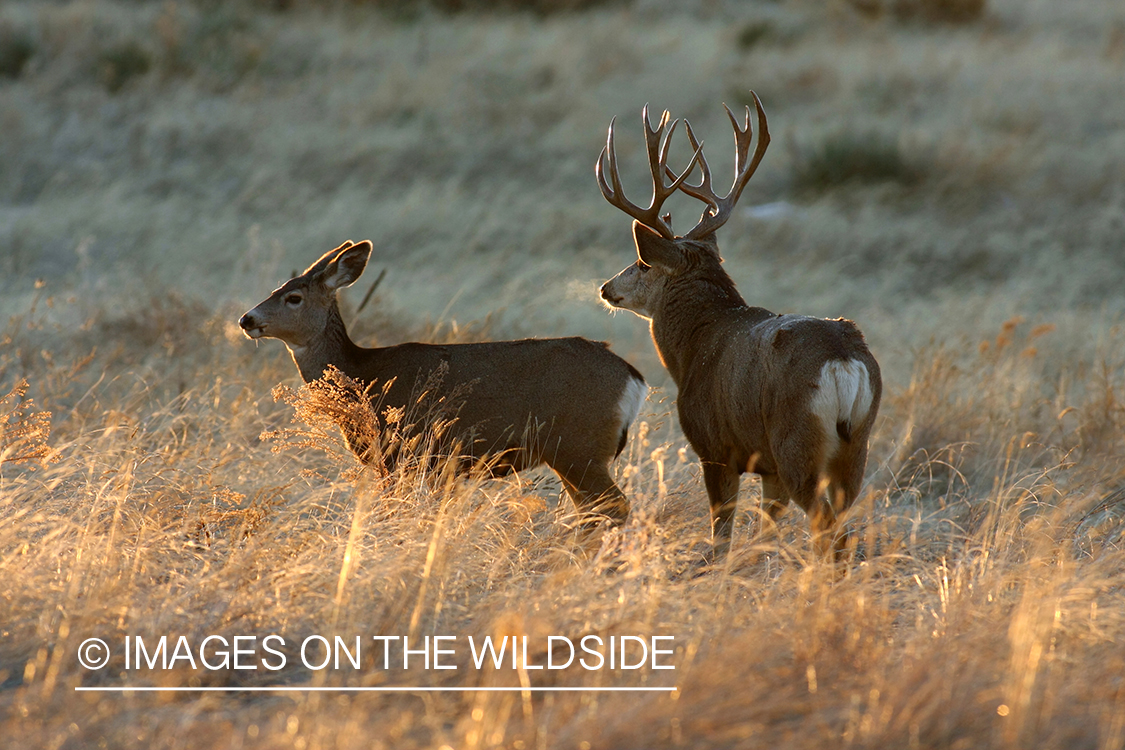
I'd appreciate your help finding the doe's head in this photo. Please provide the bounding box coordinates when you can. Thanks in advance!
[238,240,372,348]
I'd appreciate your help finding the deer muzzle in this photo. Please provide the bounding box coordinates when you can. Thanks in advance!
[239,312,266,339]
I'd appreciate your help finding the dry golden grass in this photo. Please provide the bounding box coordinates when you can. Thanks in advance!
[2,0,1125,747]
[3,278,1125,750]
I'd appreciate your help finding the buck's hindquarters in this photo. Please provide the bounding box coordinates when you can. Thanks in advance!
[749,317,880,558]
[799,349,882,559]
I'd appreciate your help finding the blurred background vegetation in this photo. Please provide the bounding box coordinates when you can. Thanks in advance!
[2,0,1122,382]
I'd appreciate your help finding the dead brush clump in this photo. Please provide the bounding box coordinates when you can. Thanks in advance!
[0,379,57,468]
[262,366,388,479]
[262,363,476,484]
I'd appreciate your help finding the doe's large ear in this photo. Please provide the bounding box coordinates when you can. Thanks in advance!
[633,221,686,273]
[322,240,372,290]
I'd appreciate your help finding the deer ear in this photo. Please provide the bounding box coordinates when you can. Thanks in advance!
[323,241,372,290]
[633,222,686,273]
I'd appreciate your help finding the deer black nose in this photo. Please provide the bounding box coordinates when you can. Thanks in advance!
[599,283,618,304]
[238,313,255,330]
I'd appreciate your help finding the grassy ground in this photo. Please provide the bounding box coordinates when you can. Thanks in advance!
[2,0,1125,747]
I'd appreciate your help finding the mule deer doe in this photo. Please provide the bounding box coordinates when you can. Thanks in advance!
[596,94,881,561]
[239,240,647,524]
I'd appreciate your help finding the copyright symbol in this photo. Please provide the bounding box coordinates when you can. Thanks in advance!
[77,638,111,670]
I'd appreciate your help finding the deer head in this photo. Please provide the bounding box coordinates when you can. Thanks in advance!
[598,93,770,321]
[239,240,372,349]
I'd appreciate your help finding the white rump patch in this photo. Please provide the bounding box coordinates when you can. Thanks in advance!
[617,376,648,431]
[809,359,873,459]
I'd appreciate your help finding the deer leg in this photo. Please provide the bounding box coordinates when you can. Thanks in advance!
[559,465,630,529]
[777,458,838,561]
[732,473,787,563]
[702,462,741,560]
[805,498,839,561]
[750,473,787,550]
[825,440,869,561]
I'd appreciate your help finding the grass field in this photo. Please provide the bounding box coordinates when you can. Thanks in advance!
[2,0,1125,747]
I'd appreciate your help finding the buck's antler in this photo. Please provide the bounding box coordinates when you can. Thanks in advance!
[596,105,704,240]
[673,91,770,241]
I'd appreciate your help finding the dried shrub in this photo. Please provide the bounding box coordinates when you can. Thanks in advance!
[0,379,57,467]
[263,366,386,477]
[262,364,469,480]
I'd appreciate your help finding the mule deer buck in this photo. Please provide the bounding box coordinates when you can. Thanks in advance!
[596,93,881,561]
[239,240,647,525]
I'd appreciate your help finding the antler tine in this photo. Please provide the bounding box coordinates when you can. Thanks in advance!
[683,91,771,241]
[596,117,624,203]
[742,91,771,187]
[652,117,707,203]
[596,105,708,239]
[724,103,753,175]
[642,106,676,211]
[668,119,717,209]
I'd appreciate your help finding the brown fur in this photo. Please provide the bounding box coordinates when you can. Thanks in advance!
[240,240,646,524]
[601,221,881,561]
[597,96,881,560]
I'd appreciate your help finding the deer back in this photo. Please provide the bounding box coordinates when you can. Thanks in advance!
[671,307,880,476]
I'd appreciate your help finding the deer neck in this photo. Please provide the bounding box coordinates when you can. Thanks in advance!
[649,273,758,386]
[287,304,367,383]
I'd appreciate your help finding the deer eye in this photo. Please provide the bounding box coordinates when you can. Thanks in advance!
[284,293,303,306]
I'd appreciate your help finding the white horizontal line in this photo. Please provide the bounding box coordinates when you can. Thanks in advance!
[75,686,676,693]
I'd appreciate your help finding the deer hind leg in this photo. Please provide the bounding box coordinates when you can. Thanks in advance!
[558,464,630,529]
[825,438,870,561]
[702,462,741,561]
[759,473,788,523]
[778,478,835,562]
[753,473,788,547]
[782,471,837,560]
[774,435,840,561]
